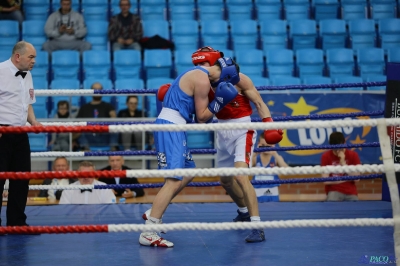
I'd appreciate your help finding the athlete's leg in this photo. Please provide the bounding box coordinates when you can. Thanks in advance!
[220,176,246,207]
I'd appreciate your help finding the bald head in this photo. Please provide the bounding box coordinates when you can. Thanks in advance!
[11,41,36,71]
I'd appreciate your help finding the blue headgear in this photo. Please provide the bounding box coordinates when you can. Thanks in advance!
[211,57,240,88]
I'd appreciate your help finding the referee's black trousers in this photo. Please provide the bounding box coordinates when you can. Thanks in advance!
[0,132,30,226]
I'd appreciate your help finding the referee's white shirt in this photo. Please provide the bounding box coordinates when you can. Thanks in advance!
[0,59,36,126]
[59,180,117,204]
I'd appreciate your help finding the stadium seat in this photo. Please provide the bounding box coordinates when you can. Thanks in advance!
[270,76,301,92]
[169,0,195,20]
[115,78,145,111]
[302,76,332,91]
[0,51,10,62]
[296,49,324,78]
[0,20,19,52]
[266,49,294,78]
[326,48,355,78]
[81,0,108,21]
[283,0,310,21]
[255,0,282,20]
[50,79,82,116]
[366,75,386,91]
[175,49,195,75]
[28,133,48,152]
[356,48,385,78]
[226,0,253,20]
[341,0,367,21]
[110,0,138,16]
[22,20,46,51]
[235,49,265,77]
[85,20,109,50]
[260,19,288,52]
[144,49,173,79]
[146,77,174,117]
[387,47,400,62]
[289,19,317,51]
[23,0,50,20]
[113,50,141,80]
[333,76,364,90]
[30,51,49,80]
[319,19,347,51]
[171,20,199,51]
[249,76,270,86]
[348,19,376,50]
[52,0,80,12]
[187,131,214,149]
[32,96,49,119]
[312,0,339,21]
[198,0,225,20]
[200,20,229,49]
[230,19,258,50]
[82,50,111,80]
[378,18,400,50]
[140,0,166,20]
[33,78,48,90]
[370,0,397,21]
[51,50,80,80]
[142,20,170,40]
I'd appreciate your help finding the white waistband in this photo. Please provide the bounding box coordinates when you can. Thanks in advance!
[218,116,251,123]
[158,108,187,124]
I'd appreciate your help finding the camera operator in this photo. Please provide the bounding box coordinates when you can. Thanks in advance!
[43,0,91,54]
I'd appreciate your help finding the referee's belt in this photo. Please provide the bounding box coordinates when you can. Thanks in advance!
[0,124,10,127]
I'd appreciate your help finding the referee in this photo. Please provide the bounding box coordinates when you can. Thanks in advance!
[0,41,42,227]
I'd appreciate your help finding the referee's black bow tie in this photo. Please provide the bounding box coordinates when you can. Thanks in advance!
[15,71,27,79]
[80,189,92,193]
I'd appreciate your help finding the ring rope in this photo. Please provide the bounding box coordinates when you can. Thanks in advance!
[3,118,400,134]
[25,174,382,191]
[0,219,393,235]
[0,165,396,180]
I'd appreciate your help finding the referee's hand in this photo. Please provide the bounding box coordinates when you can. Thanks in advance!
[31,120,43,134]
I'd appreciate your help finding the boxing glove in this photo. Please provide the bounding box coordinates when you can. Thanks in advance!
[157,83,171,102]
[208,82,238,114]
[262,117,283,144]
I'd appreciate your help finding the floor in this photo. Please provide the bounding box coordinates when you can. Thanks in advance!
[0,201,395,266]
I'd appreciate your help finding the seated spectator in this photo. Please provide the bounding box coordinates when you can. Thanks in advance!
[0,0,23,24]
[38,157,77,200]
[59,161,116,204]
[43,0,91,54]
[118,96,145,150]
[108,0,142,51]
[99,155,144,198]
[321,132,360,201]
[252,133,288,202]
[75,82,119,151]
[145,133,155,151]
[49,101,75,151]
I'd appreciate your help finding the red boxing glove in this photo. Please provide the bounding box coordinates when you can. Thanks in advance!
[157,83,171,102]
[262,117,283,144]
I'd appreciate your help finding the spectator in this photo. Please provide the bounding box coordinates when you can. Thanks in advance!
[59,161,116,204]
[252,133,288,202]
[38,157,77,200]
[75,82,119,151]
[99,155,144,198]
[43,0,91,54]
[108,0,142,51]
[49,100,73,151]
[0,0,23,24]
[321,132,360,201]
[118,95,145,150]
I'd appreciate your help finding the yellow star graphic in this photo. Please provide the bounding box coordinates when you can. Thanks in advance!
[350,135,366,151]
[284,96,318,116]
[267,100,275,106]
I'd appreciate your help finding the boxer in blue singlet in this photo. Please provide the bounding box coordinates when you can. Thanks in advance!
[139,57,241,248]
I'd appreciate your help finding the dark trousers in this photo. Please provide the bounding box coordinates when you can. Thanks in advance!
[0,132,30,226]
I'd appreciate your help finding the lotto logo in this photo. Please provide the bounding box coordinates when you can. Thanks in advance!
[192,55,205,60]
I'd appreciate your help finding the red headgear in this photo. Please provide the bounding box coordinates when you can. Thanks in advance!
[191,46,224,66]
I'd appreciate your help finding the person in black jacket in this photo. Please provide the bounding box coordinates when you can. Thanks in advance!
[99,155,144,198]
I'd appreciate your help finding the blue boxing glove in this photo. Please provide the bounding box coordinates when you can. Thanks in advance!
[208,82,238,114]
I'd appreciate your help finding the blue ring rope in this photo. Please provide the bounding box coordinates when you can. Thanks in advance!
[93,174,383,189]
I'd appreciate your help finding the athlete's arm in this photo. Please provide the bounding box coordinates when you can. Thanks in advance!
[193,72,215,123]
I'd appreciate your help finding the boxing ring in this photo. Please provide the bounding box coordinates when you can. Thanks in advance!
[0,79,399,266]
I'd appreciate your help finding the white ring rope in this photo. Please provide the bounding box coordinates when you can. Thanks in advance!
[34,90,155,96]
[107,118,400,132]
[107,219,394,232]
[31,152,85,157]
[28,185,94,190]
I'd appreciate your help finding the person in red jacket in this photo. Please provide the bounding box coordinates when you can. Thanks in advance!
[321,132,360,201]
[153,47,283,243]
